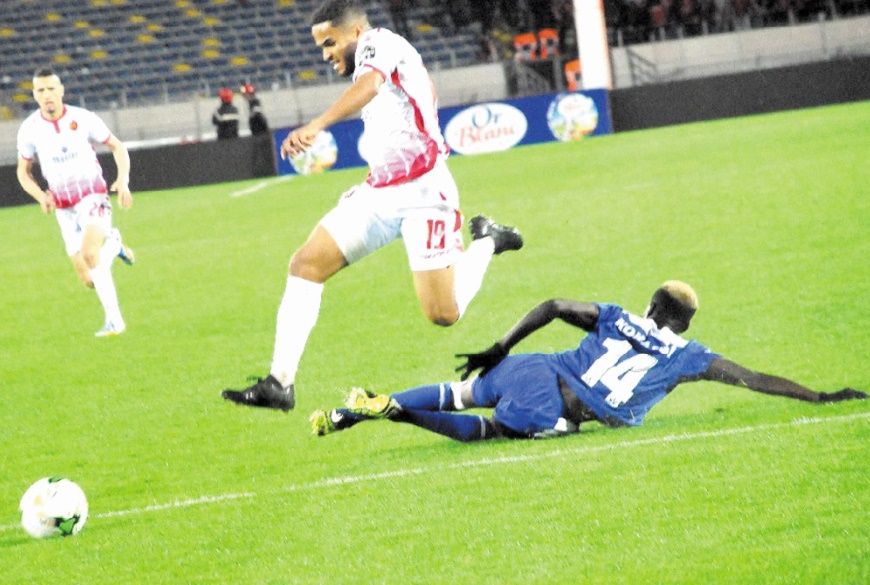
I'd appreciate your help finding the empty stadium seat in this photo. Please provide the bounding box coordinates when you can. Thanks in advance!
[0,0,483,111]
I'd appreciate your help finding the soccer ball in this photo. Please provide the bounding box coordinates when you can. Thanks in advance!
[290,130,338,175]
[19,477,89,538]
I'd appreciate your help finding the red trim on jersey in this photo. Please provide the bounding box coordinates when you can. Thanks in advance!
[391,69,426,134]
[356,63,387,82]
[365,68,440,188]
[40,105,67,133]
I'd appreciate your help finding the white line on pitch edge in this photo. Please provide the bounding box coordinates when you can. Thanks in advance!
[229,175,294,198]
[2,413,867,533]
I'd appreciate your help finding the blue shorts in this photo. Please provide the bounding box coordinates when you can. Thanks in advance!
[471,354,564,436]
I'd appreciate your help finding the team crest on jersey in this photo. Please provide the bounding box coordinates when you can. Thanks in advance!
[69,121,78,131]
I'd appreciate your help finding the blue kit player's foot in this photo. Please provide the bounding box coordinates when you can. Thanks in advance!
[345,387,402,419]
[95,321,125,337]
[112,228,135,266]
[222,375,295,412]
[310,408,359,436]
[469,215,524,254]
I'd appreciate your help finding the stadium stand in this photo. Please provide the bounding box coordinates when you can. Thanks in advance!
[0,0,483,114]
[1,0,867,117]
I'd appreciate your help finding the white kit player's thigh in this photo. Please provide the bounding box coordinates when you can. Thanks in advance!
[76,193,113,234]
[319,184,402,265]
[399,163,463,271]
[55,207,84,257]
[54,193,111,255]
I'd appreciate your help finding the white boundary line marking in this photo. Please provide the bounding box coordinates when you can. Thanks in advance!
[3,412,867,532]
[229,175,293,198]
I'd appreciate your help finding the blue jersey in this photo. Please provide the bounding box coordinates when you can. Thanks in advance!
[545,303,719,427]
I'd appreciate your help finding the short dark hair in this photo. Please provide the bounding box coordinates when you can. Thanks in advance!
[33,67,57,79]
[310,0,367,26]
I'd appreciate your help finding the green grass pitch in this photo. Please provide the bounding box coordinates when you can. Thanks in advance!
[1,101,868,584]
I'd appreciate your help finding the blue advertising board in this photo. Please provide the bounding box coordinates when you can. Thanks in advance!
[273,89,611,177]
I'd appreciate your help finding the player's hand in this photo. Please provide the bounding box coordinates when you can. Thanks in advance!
[280,124,317,160]
[818,388,867,402]
[111,180,133,208]
[455,343,508,381]
[39,190,55,214]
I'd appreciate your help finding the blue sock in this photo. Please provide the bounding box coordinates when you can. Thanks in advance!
[394,408,494,442]
[392,382,453,411]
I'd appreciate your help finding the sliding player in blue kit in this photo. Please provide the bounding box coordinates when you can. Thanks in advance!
[310,280,866,440]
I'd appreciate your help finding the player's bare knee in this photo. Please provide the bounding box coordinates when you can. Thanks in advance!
[288,251,319,280]
[425,306,459,327]
[80,249,99,269]
[77,272,94,288]
[288,247,344,282]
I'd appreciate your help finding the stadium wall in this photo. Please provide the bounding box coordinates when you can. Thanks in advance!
[0,135,277,208]
[2,57,868,208]
[609,56,870,132]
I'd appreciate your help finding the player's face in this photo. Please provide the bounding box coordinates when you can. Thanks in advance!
[312,20,361,78]
[32,75,65,120]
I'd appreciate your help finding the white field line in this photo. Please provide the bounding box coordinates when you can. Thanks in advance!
[229,175,293,198]
[3,412,867,532]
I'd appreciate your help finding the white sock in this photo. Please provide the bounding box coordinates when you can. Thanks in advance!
[452,237,494,320]
[107,228,123,257]
[270,276,324,387]
[89,256,124,328]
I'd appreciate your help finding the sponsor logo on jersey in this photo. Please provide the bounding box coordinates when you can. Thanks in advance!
[52,150,80,164]
[444,103,527,155]
[70,121,78,131]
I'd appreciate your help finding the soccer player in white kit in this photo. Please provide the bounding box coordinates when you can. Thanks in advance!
[222,0,523,411]
[17,68,135,337]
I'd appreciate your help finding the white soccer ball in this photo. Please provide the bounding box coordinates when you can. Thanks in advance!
[290,130,338,175]
[19,477,89,538]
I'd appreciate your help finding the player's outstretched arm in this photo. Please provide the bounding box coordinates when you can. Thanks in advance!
[455,300,599,380]
[281,70,383,160]
[699,357,867,403]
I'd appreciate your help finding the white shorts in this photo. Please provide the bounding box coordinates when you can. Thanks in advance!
[319,161,464,272]
[55,193,113,256]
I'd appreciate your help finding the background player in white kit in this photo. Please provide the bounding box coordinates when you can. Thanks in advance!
[223,0,523,411]
[17,67,135,337]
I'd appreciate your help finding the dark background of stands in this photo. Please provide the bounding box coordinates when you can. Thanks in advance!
[2,1,869,207]
[3,54,868,208]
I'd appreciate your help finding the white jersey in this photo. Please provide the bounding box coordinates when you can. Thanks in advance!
[353,28,448,188]
[17,105,111,209]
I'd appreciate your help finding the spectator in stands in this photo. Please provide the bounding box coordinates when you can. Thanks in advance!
[726,0,765,30]
[239,83,269,136]
[221,0,523,412]
[762,0,787,25]
[310,281,867,440]
[385,0,414,40]
[700,0,720,32]
[651,0,682,39]
[552,0,576,55]
[527,0,557,32]
[16,67,135,337]
[212,87,240,140]
[621,0,653,44]
[680,0,704,35]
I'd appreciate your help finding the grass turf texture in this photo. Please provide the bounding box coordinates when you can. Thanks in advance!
[1,101,868,584]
